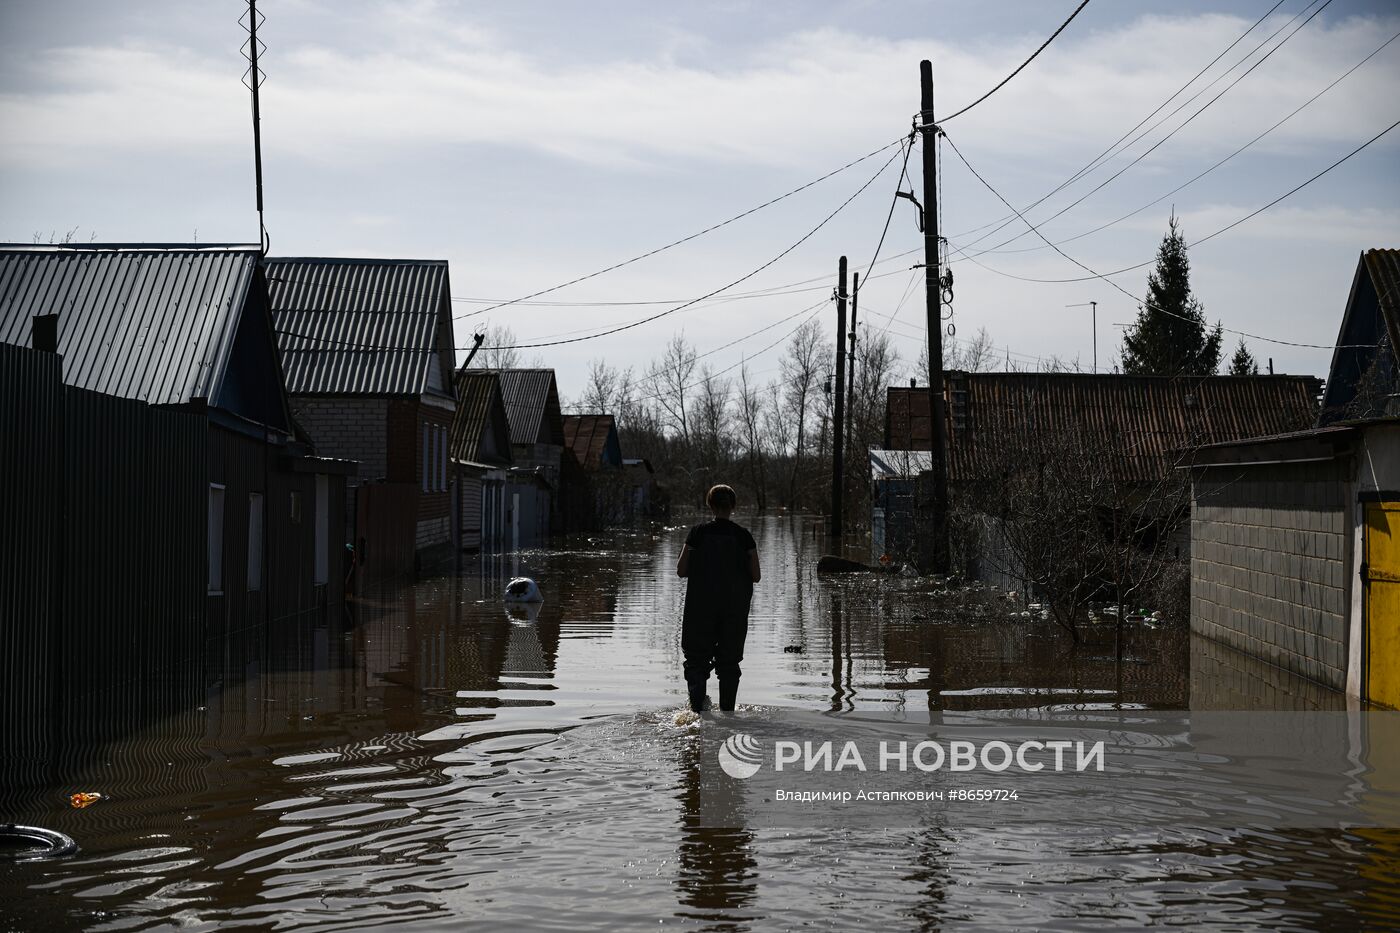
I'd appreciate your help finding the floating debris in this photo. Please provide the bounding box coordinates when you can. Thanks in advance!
[69,792,102,809]
[783,645,805,654]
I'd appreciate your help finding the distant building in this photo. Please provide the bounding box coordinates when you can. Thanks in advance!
[563,414,623,470]
[266,257,458,565]
[450,370,514,551]
[622,458,658,519]
[1188,249,1400,707]
[489,369,565,546]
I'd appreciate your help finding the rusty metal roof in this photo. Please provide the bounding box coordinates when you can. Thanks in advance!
[886,372,1321,482]
[562,414,621,469]
[0,245,260,405]
[266,258,456,398]
[482,369,565,446]
[450,370,513,467]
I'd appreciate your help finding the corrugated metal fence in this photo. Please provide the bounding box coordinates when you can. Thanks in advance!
[0,342,206,798]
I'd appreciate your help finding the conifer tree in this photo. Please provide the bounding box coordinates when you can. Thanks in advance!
[1121,215,1223,376]
[1227,338,1259,376]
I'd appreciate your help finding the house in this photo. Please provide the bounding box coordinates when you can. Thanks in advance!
[562,413,624,528]
[266,258,458,569]
[0,245,353,712]
[880,372,1322,581]
[623,458,658,518]
[487,369,566,546]
[867,448,933,566]
[1188,250,1400,708]
[450,370,514,551]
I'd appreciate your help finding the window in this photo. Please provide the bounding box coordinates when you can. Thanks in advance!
[314,475,329,585]
[208,484,225,594]
[248,492,264,592]
[438,425,448,491]
[422,422,430,492]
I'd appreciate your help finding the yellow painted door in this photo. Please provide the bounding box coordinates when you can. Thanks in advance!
[1365,502,1400,709]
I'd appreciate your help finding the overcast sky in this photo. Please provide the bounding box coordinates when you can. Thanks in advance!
[3,0,1398,400]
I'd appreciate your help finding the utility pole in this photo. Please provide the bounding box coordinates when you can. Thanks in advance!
[1067,300,1098,371]
[847,273,859,457]
[920,59,950,574]
[830,256,848,539]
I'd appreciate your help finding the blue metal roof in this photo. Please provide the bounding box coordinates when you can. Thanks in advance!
[266,258,456,398]
[0,245,260,405]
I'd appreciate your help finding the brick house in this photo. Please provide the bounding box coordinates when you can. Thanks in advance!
[267,258,458,560]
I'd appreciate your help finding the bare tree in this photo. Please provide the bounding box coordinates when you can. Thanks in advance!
[476,324,523,370]
[646,333,698,446]
[694,365,733,482]
[764,380,794,506]
[580,358,625,412]
[737,365,770,510]
[781,320,828,508]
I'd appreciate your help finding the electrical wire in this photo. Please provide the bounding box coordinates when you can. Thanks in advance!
[939,0,1093,123]
[957,0,1337,259]
[945,0,1290,242]
[941,125,1399,350]
[962,26,1400,259]
[858,136,916,288]
[454,137,906,320]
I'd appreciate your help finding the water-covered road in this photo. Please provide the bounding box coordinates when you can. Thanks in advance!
[3,515,1396,930]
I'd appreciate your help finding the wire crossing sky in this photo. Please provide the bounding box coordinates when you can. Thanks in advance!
[2,0,1398,395]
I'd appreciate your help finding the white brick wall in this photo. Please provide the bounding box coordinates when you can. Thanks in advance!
[1190,461,1350,691]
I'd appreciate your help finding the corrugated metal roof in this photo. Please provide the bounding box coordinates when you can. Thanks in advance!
[562,414,619,469]
[0,245,258,405]
[483,369,565,445]
[1365,249,1400,355]
[886,373,1321,482]
[266,258,454,397]
[450,370,513,467]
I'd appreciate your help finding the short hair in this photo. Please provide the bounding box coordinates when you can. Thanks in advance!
[706,484,737,511]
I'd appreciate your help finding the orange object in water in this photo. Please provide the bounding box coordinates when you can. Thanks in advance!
[69,792,102,809]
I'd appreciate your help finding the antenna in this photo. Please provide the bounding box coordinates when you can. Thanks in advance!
[1066,300,1098,372]
[240,0,268,254]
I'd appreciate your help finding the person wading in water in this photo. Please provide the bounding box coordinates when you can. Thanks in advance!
[675,484,761,712]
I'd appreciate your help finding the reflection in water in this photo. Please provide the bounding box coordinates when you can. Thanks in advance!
[675,736,758,926]
[1,516,1396,930]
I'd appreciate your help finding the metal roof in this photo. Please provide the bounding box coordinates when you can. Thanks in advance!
[0,245,259,405]
[450,370,513,467]
[483,369,565,446]
[266,258,455,397]
[562,414,620,469]
[1318,249,1398,424]
[886,372,1321,482]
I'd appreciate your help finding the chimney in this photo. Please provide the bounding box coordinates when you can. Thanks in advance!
[32,314,58,353]
[909,378,916,388]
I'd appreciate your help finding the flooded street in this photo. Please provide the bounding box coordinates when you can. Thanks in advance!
[3,515,1397,931]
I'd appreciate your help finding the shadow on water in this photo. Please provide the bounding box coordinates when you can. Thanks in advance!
[1,514,1396,930]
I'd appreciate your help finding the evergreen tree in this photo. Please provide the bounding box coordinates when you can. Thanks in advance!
[1121,214,1223,376]
[1227,338,1259,376]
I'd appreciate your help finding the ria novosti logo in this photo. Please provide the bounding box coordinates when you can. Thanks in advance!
[718,733,763,779]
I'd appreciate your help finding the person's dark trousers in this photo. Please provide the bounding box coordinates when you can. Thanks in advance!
[682,614,748,711]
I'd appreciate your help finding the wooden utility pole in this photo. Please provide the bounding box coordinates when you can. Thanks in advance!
[846,272,859,457]
[830,256,848,539]
[920,59,950,573]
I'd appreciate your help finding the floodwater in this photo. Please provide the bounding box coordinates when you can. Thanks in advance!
[3,514,1397,931]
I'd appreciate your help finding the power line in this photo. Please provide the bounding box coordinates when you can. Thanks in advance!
[946,0,1291,243]
[454,136,907,321]
[958,0,1337,259]
[940,0,1093,123]
[941,122,1399,350]
[962,26,1400,259]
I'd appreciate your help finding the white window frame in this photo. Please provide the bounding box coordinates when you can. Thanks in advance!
[208,483,225,595]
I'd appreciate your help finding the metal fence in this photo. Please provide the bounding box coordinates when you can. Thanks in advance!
[0,342,206,799]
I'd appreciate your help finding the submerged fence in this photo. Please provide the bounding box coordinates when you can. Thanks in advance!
[0,341,206,797]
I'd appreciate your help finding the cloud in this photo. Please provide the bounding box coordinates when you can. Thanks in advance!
[3,7,1396,175]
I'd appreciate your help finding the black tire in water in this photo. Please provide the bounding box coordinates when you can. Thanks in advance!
[0,824,79,861]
